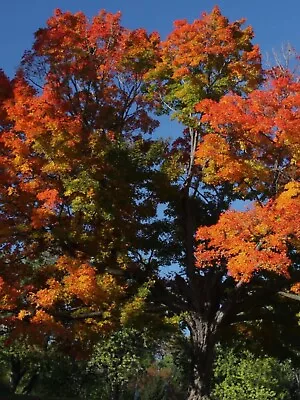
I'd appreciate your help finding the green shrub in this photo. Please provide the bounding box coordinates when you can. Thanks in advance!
[212,348,295,400]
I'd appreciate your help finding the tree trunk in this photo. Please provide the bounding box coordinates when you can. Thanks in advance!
[10,356,25,393]
[111,384,120,400]
[22,370,39,394]
[186,313,216,400]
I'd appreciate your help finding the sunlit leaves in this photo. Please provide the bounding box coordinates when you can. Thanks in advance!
[195,183,300,282]
[195,73,300,197]
[147,6,262,123]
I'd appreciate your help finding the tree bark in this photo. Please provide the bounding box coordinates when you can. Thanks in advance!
[186,313,216,400]
[10,356,26,393]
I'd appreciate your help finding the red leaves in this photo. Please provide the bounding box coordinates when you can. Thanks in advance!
[0,277,20,311]
[0,70,12,123]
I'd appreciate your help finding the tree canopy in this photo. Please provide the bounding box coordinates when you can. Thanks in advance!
[0,6,299,400]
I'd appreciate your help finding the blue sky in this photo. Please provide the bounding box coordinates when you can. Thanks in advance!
[1,0,299,78]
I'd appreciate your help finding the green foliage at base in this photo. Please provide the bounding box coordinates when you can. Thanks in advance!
[1,333,300,399]
[212,347,298,400]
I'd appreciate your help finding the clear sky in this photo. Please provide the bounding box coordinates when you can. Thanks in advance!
[1,0,299,78]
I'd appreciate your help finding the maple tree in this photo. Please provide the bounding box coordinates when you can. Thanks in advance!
[0,9,164,344]
[0,6,299,400]
[145,7,300,399]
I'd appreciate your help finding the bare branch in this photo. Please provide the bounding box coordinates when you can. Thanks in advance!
[279,291,300,302]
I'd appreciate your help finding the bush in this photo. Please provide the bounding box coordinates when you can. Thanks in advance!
[212,347,296,400]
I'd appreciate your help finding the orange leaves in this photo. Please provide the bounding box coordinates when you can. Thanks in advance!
[33,9,89,68]
[153,6,261,90]
[17,309,31,320]
[31,256,126,312]
[89,10,122,44]
[195,74,300,194]
[36,188,61,209]
[27,8,159,85]
[63,264,100,305]
[146,6,262,130]
[28,310,65,339]
[165,7,241,68]
[6,76,82,143]
[195,183,300,282]
[10,254,128,341]
[31,309,56,325]
[0,5,297,350]
[291,283,300,294]
[195,133,253,184]
[194,61,300,285]
[31,208,54,229]
[31,190,61,229]
[270,182,300,246]
[62,265,125,307]
[35,257,101,307]
[34,263,100,309]
[34,278,61,309]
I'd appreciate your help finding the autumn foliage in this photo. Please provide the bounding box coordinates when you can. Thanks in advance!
[0,9,161,341]
[195,73,300,193]
[194,71,300,284]
[195,182,300,282]
[0,6,299,398]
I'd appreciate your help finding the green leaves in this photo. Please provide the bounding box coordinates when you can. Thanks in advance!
[212,347,295,400]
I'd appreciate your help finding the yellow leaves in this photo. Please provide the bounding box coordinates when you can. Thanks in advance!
[31,309,54,324]
[19,162,32,174]
[51,257,102,305]
[17,310,31,320]
[35,256,126,311]
[120,296,145,325]
[7,186,16,196]
[161,152,184,181]
[291,283,300,294]
[120,280,154,325]
[41,160,71,174]
[278,181,300,201]
[195,134,250,185]
[54,255,75,273]
[120,28,160,75]
[97,273,126,301]
[17,253,128,339]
